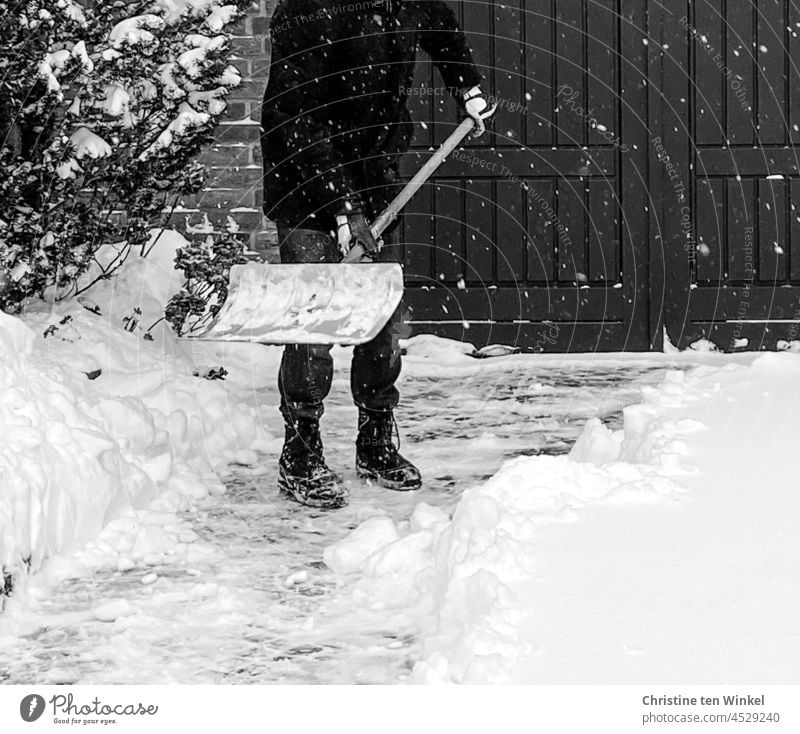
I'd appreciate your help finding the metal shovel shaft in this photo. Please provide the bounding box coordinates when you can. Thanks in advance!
[342,116,476,263]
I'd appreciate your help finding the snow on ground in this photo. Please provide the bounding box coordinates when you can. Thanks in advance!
[0,231,274,614]
[2,233,798,683]
[0,255,671,681]
[324,352,800,683]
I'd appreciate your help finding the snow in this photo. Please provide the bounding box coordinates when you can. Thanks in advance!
[179,34,228,79]
[0,231,271,602]
[324,354,800,683]
[59,0,86,24]
[323,516,401,575]
[70,127,112,159]
[102,85,131,119]
[204,5,240,33]
[0,330,671,682]
[400,333,477,362]
[689,337,718,352]
[109,15,162,48]
[2,236,799,683]
[144,103,211,155]
[156,0,237,25]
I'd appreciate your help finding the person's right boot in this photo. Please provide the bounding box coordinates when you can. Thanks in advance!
[278,417,348,509]
[355,408,422,490]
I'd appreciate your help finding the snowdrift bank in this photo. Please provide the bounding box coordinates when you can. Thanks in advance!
[324,356,800,683]
[0,232,273,593]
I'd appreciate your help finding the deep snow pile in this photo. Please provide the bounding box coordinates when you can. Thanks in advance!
[324,355,800,683]
[0,231,273,595]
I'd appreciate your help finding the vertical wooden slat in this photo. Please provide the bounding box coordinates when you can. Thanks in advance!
[406,58,433,149]
[524,0,553,147]
[587,179,619,281]
[556,179,587,282]
[789,179,800,281]
[587,0,617,148]
[789,3,800,145]
[464,180,494,285]
[431,76,456,147]
[623,0,655,349]
[429,3,464,146]
[461,0,494,146]
[555,0,585,146]
[757,0,786,145]
[433,182,463,282]
[693,0,725,144]
[727,178,756,281]
[402,183,433,282]
[495,179,525,282]
[493,0,522,149]
[657,0,697,347]
[524,179,556,282]
[726,0,755,145]
[695,178,725,281]
[758,178,787,282]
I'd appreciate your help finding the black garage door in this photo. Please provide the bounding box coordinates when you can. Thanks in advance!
[400,0,800,352]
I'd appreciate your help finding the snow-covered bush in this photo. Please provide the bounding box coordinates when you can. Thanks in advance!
[0,0,251,312]
[0,230,274,600]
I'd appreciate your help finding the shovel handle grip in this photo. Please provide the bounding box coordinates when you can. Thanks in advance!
[342,116,476,264]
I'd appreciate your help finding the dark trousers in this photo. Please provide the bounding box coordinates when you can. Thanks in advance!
[276,223,403,425]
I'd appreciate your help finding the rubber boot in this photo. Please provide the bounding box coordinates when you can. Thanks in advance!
[355,408,422,490]
[279,418,348,509]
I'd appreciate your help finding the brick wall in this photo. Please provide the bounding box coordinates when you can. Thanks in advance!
[172,1,278,259]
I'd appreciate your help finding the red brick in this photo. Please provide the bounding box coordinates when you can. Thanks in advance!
[222,101,249,120]
[228,78,267,102]
[249,58,271,79]
[229,57,249,78]
[195,188,257,210]
[214,122,262,144]
[252,16,270,35]
[228,209,267,232]
[206,165,262,189]
[165,209,196,230]
[199,144,254,168]
[251,238,280,262]
[232,36,266,56]
[231,17,249,36]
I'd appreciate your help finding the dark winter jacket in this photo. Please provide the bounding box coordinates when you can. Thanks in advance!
[260,0,482,228]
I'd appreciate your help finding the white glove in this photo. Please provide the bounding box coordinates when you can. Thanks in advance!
[463,86,495,137]
[336,214,351,253]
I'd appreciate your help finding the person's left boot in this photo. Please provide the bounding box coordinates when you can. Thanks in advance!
[355,407,422,490]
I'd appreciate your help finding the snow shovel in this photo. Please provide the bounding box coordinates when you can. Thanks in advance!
[191,116,478,345]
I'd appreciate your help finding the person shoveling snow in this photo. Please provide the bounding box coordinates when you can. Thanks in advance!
[258,0,496,508]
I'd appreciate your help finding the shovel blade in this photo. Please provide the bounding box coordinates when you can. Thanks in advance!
[191,262,404,345]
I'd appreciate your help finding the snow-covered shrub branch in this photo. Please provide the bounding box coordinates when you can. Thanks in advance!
[165,233,248,335]
[0,0,252,312]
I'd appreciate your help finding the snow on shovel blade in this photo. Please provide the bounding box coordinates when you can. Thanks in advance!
[192,262,404,345]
